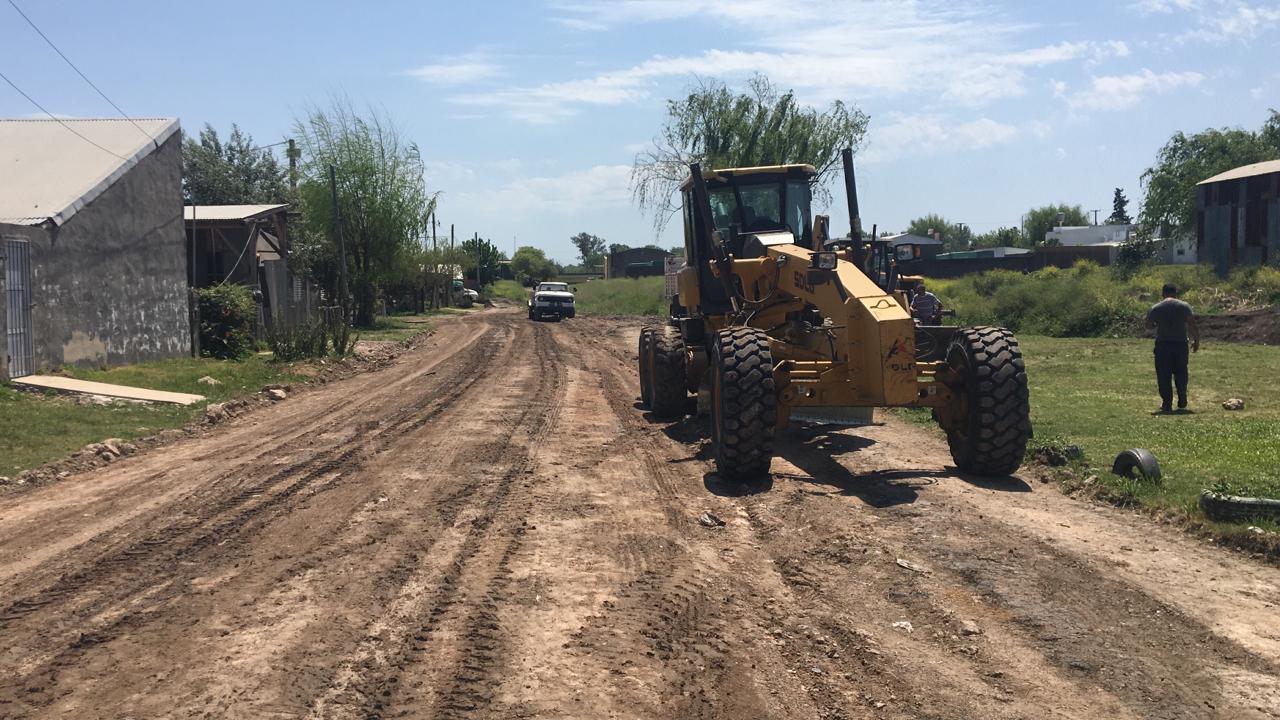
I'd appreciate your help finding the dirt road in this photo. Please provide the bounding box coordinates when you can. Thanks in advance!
[1,309,1277,719]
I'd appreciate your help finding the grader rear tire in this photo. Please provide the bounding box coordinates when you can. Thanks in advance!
[711,328,776,481]
[944,326,1031,476]
[650,326,688,419]
[638,327,656,408]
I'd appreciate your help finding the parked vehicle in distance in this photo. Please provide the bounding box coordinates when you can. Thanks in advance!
[451,279,479,308]
[528,282,576,321]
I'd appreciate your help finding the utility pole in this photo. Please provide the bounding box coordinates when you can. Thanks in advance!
[474,231,481,288]
[431,211,438,251]
[1091,209,1100,225]
[329,164,350,320]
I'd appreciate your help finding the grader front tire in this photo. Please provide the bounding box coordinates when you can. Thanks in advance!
[944,326,1031,476]
[711,328,777,481]
[650,327,688,419]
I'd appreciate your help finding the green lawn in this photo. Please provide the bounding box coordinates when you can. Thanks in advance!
[1,355,304,479]
[488,279,531,303]
[573,276,666,316]
[1020,336,1280,510]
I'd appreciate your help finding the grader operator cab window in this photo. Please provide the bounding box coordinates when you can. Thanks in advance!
[705,179,813,249]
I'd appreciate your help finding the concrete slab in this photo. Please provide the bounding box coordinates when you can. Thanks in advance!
[12,375,205,406]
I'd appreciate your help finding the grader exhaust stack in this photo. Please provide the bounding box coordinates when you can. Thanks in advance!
[640,150,1032,482]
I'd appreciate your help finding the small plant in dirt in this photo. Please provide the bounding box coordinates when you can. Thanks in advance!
[197,285,257,360]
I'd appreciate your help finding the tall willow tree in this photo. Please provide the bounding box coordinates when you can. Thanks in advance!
[293,98,437,326]
[632,74,869,231]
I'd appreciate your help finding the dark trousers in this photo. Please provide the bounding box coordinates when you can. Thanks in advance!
[1154,341,1189,410]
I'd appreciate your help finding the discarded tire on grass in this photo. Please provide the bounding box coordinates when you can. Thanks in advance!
[1111,448,1161,483]
[1199,490,1280,523]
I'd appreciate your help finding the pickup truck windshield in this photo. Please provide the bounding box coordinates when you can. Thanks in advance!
[537,284,569,293]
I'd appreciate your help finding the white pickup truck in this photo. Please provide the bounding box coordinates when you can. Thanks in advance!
[527,282,576,321]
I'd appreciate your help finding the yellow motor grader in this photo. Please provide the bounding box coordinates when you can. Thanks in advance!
[638,150,1031,481]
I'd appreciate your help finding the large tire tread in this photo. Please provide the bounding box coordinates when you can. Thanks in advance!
[650,326,688,419]
[946,326,1031,476]
[713,327,777,481]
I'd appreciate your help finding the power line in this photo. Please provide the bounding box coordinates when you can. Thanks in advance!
[7,0,155,144]
[0,69,130,161]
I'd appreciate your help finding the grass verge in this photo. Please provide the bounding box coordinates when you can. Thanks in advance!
[899,334,1280,549]
[359,309,472,342]
[1020,336,1280,506]
[1,355,305,478]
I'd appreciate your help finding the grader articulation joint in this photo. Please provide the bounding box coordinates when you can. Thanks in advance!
[637,150,1032,481]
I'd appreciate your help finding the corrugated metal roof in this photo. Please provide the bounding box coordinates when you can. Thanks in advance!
[1197,158,1280,185]
[184,204,288,222]
[0,117,179,226]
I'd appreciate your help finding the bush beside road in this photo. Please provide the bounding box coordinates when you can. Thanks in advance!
[929,263,1280,339]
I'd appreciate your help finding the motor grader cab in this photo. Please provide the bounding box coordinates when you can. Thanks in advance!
[638,149,1031,481]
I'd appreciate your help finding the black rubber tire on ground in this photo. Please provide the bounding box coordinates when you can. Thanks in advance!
[649,326,688,419]
[528,309,537,321]
[944,326,1031,476]
[710,327,777,481]
[1199,490,1280,523]
[1112,448,1162,483]
[638,327,656,409]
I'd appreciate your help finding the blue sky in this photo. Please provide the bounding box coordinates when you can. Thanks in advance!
[3,0,1277,263]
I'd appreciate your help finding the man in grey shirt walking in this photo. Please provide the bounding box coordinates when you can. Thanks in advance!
[1145,283,1200,414]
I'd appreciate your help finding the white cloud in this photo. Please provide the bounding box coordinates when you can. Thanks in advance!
[1063,69,1204,111]
[406,53,502,86]
[859,114,1019,164]
[1132,0,1280,43]
[1132,0,1200,13]
[456,2,1133,121]
[453,164,633,212]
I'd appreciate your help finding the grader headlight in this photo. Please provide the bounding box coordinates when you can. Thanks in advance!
[810,251,838,270]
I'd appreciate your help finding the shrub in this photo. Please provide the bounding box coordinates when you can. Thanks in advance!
[197,284,257,359]
[264,320,329,362]
[933,262,1280,338]
[265,310,357,361]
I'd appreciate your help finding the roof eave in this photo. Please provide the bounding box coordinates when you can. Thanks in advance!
[46,119,181,227]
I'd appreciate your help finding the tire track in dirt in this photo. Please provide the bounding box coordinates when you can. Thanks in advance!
[305,318,567,719]
[569,316,1280,719]
[0,318,512,717]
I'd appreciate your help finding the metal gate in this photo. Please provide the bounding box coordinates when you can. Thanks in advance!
[4,238,34,378]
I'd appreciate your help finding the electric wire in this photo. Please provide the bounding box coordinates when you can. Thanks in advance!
[0,69,130,161]
[7,0,156,144]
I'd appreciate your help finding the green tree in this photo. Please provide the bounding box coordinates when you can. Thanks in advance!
[608,243,631,255]
[1139,110,1280,237]
[971,226,1022,249]
[1105,188,1132,225]
[1023,204,1089,246]
[633,74,870,229]
[570,232,607,267]
[183,123,289,205]
[293,98,436,327]
[906,214,972,252]
[461,237,504,286]
[510,246,558,284]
